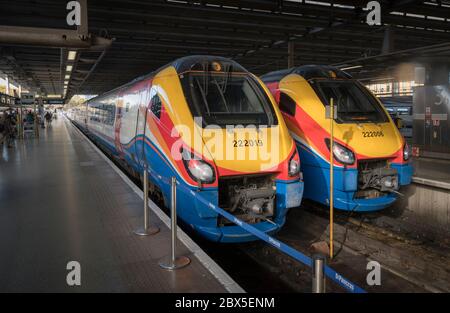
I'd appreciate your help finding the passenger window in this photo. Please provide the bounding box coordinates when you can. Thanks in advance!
[150,94,162,119]
[279,92,296,117]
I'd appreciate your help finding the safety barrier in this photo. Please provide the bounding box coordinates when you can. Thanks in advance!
[134,163,160,236]
[159,177,191,270]
[142,164,366,293]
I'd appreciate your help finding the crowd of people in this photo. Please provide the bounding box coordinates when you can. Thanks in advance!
[0,109,57,148]
[0,109,18,148]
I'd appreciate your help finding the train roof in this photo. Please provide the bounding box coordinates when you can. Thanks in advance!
[87,55,248,102]
[260,65,352,83]
[172,55,248,74]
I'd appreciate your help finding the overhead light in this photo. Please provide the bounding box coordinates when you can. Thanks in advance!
[66,65,73,72]
[65,75,70,79]
[67,51,77,61]
[371,77,394,82]
[64,81,68,85]
[47,94,61,98]
[340,65,363,71]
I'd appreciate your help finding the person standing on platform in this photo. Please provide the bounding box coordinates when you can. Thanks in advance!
[0,114,5,146]
[25,110,35,124]
[3,112,16,148]
[45,111,53,127]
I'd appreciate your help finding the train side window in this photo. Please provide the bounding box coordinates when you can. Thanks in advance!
[279,92,296,117]
[150,94,162,119]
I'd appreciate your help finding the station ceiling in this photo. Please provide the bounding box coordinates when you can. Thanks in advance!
[0,0,449,99]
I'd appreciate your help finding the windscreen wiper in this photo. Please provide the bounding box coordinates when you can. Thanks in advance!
[195,77,211,116]
[211,79,230,113]
[203,61,209,97]
[221,63,232,94]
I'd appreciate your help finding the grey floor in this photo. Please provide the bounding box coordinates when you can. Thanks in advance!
[412,157,450,184]
[0,117,228,292]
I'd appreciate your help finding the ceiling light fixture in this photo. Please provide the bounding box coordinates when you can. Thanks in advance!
[67,51,77,61]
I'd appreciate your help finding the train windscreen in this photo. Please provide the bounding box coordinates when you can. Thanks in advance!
[181,72,277,127]
[313,80,389,123]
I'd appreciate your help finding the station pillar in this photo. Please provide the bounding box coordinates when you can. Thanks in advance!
[413,62,450,158]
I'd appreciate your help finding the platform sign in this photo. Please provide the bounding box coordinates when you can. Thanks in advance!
[21,93,36,105]
[46,99,64,105]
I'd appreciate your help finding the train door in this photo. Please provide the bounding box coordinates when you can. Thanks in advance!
[135,86,150,169]
[114,93,125,157]
[83,102,88,128]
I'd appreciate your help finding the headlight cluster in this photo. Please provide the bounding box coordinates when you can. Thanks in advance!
[181,148,215,184]
[403,142,410,161]
[288,150,301,177]
[325,139,355,165]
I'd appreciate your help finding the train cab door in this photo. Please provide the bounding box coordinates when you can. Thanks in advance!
[114,94,126,158]
[135,87,150,170]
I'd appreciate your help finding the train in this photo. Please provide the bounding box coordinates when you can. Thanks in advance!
[69,56,304,242]
[261,65,413,212]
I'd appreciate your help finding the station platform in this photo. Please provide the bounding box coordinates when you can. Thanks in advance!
[412,157,450,188]
[0,116,242,293]
[387,156,450,244]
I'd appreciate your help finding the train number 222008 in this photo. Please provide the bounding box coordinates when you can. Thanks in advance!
[233,139,263,147]
[362,131,384,138]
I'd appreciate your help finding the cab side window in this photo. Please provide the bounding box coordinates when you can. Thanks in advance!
[279,92,296,117]
[150,94,162,119]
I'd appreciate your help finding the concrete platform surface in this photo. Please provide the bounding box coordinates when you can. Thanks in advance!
[0,117,241,293]
[412,157,450,186]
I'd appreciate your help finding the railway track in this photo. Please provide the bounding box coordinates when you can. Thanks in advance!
[241,200,450,293]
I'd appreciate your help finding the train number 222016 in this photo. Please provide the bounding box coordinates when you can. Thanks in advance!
[362,131,384,138]
[233,139,264,147]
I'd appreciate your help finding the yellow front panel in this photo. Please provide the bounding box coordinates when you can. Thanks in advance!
[279,74,404,158]
[155,66,294,174]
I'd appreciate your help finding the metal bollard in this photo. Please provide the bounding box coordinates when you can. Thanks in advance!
[134,164,160,236]
[312,254,326,293]
[159,177,190,270]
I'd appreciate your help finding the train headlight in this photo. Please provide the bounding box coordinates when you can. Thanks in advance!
[325,139,355,165]
[288,151,301,177]
[403,143,410,161]
[181,148,215,184]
